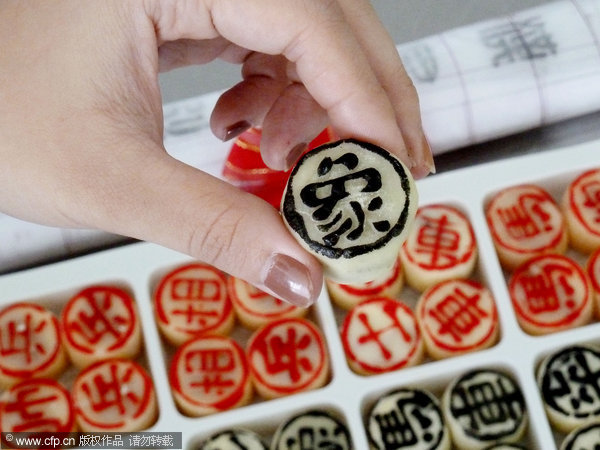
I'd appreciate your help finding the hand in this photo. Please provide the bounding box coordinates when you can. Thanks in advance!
[0,0,432,306]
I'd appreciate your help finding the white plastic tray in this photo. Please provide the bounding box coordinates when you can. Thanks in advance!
[1,139,599,449]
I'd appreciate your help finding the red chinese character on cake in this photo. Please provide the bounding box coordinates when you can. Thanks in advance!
[61,286,142,368]
[72,359,157,432]
[487,184,567,270]
[0,303,67,388]
[247,318,329,399]
[170,335,252,416]
[341,297,423,375]
[154,263,233,346]
[0,378,75,436]
[564,168,600,253]
[509,254,592,335]
[417,279,499,360]
[400,204,477,292]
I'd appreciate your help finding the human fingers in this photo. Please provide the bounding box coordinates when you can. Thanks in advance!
[149,0,414,170]
[336,0,434,178]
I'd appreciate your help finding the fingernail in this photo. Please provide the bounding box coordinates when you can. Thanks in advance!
[285,142,308,170]
[422,134,436,174]
[223,120,251,142]
[263,254,315,307]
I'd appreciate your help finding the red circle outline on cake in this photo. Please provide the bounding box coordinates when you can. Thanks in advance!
[227,277,298,320]
[61,286,138,354]
[486,184,565,254]
[72,358,155,430]
[588,248,600,295]
[169,335,249,411]
[247,318,327,395]
[0,302,63,378]
[0,378,75,433]
[341,297,420,374]
[568,168,600,238]
[418,279,498,353]
[402,204,476,270]
[336,259,401,297]
[154,263,231,336]
[509,254,590,329]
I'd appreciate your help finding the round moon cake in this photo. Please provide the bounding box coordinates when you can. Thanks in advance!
[272,409,352,450]
[281,139,418,284]
[560,421,600,450]
[367,387,450,450]
[442,369,527,449]
[416,279,499,360]
[199,428,268,450]
[588,248,600,312]
[400,204,477,292]
[0,302,67,388]
[61,285,142,368]
[72,358,157,432]
[508,254,592,335]
[326,256,403,310]
[341,297,423,375]
[227,276,306,329]
[486,184,568,271]
[538,345,600,433]
[562,168,600,254]
[0,378,76,435]
[154,263,234,346]
[170,335,252,416]
[246,317,329,399]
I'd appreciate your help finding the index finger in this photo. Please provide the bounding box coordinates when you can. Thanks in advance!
[148,0,413,168]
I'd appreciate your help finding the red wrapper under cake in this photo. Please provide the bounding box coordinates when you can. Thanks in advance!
[0,302,67,389]
[222,127,337,208]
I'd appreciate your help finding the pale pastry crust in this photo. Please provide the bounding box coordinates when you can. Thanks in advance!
[72,359,157,432]
[416,279,499,360]
[170,335,252,416]
[509,254,592,335]
[154,263,234,346]
[486,184,567,271]
[227,276,306,329]
[282,139,417,284]
[326,257,403,310]
[246,318,329,399]
[0,302,67,388]
[400,204,477,292]
[562,168,600,254]
[272,410,352,450]
[61,285,142,368]
[341,297,423,375]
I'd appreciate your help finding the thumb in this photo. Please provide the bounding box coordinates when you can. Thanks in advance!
[92,148,323,307]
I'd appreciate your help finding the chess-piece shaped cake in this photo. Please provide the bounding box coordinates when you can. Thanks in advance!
[281,139,417,284]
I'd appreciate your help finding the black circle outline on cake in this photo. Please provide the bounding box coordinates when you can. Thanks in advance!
[282,139,413,259]
[367,387,446,450]
[273,409,352,449]
[448,368,526,442]
[561,420,600,450]
[539,345,600,419]
[199,428,268,449]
